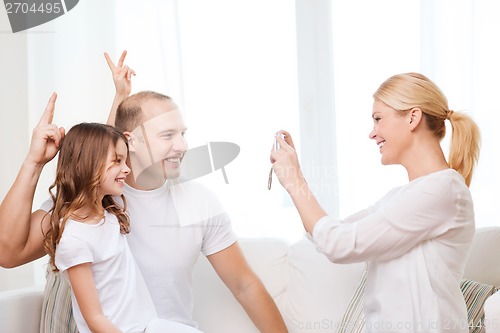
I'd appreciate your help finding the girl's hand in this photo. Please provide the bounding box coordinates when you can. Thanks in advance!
[104,50,136,97]
[26,93,65,166]
[270,130,305,193]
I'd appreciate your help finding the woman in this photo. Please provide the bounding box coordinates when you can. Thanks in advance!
[271,72,480,332]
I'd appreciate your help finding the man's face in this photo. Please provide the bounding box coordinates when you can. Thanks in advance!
[128,99,188,189]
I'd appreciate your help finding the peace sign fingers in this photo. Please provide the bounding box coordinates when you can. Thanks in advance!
[104,50,135,96]
[104,50,126,71]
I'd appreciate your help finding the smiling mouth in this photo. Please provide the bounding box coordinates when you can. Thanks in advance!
[165,157,181,164]
[378,141,385,148]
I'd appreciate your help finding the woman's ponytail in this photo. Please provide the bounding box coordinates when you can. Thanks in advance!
[447,111,480,187]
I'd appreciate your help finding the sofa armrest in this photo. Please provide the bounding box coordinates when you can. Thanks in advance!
[0,286,44,333]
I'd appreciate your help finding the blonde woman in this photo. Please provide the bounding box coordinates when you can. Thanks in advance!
[271,73,480,332]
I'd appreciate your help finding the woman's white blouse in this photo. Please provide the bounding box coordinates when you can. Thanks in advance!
[312,169,475,332]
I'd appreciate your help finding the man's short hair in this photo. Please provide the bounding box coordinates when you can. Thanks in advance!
[115,91,172,133]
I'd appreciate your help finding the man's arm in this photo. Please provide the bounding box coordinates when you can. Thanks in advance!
[207,242,288,333]
[0,93,65,268]
[104,50,135,126]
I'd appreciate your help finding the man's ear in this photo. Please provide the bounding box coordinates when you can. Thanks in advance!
[408,107,423,131]
[124,131,136,153]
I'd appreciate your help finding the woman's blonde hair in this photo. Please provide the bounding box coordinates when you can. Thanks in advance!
[43,123,131,271]
[373,72,480,186]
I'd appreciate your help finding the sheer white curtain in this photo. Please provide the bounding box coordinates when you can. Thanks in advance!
[2,0,499,291]
[420,0,500,228]
[116,0,304,240]
[1,0,301,290]
[330,0,421,218]
[24,0,304,242]
[175,0,303,240]
[330,0,500,228]
[171,0,500,239]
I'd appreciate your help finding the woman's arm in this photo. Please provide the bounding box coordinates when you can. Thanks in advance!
[67,263,122,333]
[304,176,465,264]
[270,131,327,233]
[270,131,462,264]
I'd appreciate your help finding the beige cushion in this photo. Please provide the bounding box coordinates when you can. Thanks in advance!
[337,269,366,333]
[461,279,499,333]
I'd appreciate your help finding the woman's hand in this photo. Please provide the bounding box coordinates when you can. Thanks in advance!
[269,130,326,234]
[270,130,306,194]
[26,93,65,167]
[104,50,135,97]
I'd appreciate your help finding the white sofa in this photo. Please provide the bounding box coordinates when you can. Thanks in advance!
[1,227,499,333]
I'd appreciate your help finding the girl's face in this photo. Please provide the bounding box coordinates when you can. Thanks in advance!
[99,140,130,198]
[369,100,412,165]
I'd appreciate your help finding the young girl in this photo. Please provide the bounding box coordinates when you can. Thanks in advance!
[271,72,480,332]
[43,122,202,333]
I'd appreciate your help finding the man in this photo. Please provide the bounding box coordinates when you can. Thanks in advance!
[0,51,287,332]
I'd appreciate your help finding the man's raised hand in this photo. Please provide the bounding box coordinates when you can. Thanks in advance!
[104,50,136,97]
[26,93,65,166]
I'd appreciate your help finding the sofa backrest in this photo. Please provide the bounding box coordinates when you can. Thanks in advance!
[193,237,364,333]
[193,238,290,333]
[464,227,500,286]
[280,238,364,333]
[193,227,500,333]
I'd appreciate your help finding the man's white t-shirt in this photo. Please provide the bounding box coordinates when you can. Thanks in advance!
[115,180,238,327]
[311,169,475,332]
[42,180,238,328]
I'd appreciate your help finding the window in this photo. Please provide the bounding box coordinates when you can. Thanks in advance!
[177,0,303,240]
[331,0,421,217]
